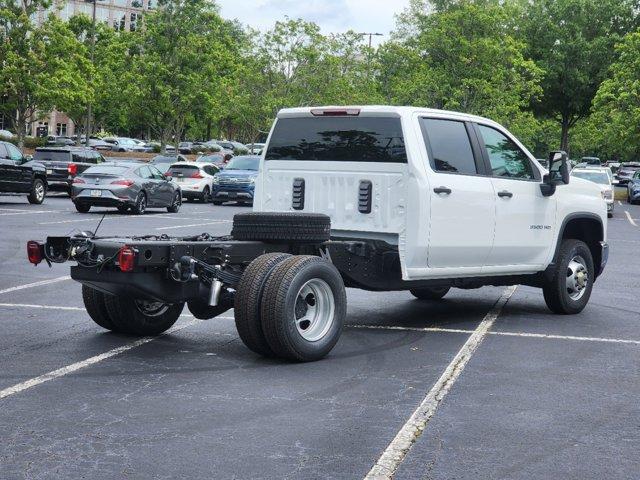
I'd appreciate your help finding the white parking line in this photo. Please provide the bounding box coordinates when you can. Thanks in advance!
[156,220,232,230]
[624,210,638,227]
[618,200,623,206]
[364,285,517,479]
[37,213,197,225]
[0,210,60,217]
[350,325,640,346]
[0,303,83,311]
[0,276,71,295]
[0,318,202,400]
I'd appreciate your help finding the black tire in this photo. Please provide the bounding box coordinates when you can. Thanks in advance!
[104,295,184,335]
[117,205,129,213]
[27,178,46,204]
[167,191,181,213]
[75,203,91,213]
[234,253,292,357]
[261,255,346,362]
[200,186,210,202]
[232,212,331,243]
[82,285,119,332]
[131,192,147,215]
[543,239,594,315]
[213,200,223,206]
[410,286,451,300]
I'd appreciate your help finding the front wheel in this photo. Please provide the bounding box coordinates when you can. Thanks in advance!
[260,255,347,362]
[27,179,46,204]
[213,200,223,206]
[543,239,594,315]
[104,295,184,335]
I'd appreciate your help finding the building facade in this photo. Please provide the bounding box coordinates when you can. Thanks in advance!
[29,0,156,137]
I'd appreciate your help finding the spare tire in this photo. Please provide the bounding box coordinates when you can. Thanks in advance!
[232,212,331,243]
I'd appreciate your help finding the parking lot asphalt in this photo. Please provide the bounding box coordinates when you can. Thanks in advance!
[0,194,639,479]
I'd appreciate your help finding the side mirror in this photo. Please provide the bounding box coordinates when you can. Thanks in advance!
[541,150,570,197]
[165,175,173,182]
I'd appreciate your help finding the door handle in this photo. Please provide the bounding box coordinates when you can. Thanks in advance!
[497,190,513,198]
[433,186,452,195]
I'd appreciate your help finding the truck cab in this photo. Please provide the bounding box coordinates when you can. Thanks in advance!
[255,106,607,283]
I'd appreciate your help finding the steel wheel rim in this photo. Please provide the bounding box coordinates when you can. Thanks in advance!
[135,300,169,317]
[172,193,181,209]
[35,182,45,201]
[139,195,146,213]
[566,255,588,300]
[294,278,335,342]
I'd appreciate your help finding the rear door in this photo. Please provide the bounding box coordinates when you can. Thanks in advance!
[474,123,556,269]
[419,117,496,270]
[149,165,173,205]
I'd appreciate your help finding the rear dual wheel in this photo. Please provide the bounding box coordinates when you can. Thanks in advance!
[236,254,346,362]
[82,285,183,335]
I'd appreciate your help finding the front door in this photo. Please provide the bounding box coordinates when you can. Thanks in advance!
[420,117,496,270]
[474,124,556,268]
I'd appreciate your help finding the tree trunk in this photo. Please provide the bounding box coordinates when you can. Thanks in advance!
[16,112,26,150]
[560,115,570,154]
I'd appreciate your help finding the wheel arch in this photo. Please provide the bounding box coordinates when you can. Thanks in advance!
[552,213,604,278]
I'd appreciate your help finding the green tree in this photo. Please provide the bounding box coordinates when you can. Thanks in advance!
[589,32,640,161]
[381,0,542,147]
[125,0,241,151]
[518,0,640,152]
[0,1,92,148]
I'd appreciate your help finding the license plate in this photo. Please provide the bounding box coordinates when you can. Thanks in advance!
[90,190,102,197]
[46,169,52,175]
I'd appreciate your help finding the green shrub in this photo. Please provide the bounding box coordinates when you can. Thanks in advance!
[234,147,249,155]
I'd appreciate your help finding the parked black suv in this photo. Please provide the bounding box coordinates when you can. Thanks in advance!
[0,141,47,204]
[32,147,106,194]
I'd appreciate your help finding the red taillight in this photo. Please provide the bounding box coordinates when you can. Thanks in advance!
[111,179,135,186]
[72,177,85,184]
[310,108,360,116]
[68,163,78,176]
[118,246,136,272]
[190,171,204,179]
[27,241,43,265]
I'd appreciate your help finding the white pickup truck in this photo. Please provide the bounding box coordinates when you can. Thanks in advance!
[28,106,608,362]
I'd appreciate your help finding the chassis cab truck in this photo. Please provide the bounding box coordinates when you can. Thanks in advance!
[28,106,609,362]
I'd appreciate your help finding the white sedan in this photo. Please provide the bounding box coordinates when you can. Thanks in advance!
[166,162,220,202]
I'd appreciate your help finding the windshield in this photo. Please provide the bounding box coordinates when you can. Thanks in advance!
[225,156,259,171]
[33,150,69,162]
[265,116,407,163]
[83,166,129,175]
[572,171,610,184]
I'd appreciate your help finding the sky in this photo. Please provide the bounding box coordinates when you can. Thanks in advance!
[216,0,412,45]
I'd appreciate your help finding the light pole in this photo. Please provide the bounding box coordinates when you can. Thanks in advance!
[84,0,98,146]
[357,32,384,49]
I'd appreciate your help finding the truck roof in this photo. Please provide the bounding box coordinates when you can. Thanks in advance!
[277,105,502,127]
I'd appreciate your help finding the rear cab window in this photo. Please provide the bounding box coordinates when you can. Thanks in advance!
[33,150,70,162]
[420,118,479,175]
[265,116,407,163]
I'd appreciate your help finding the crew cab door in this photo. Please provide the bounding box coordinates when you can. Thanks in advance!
[474,123,556,269]
[420,117,496,270]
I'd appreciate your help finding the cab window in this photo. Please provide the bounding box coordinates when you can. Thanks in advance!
[477,125,535,180]
[420,118,478,175]
[6,143,23,161]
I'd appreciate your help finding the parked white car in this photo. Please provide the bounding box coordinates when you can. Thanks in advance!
[166,161,220,202]
[571,167,614,217]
